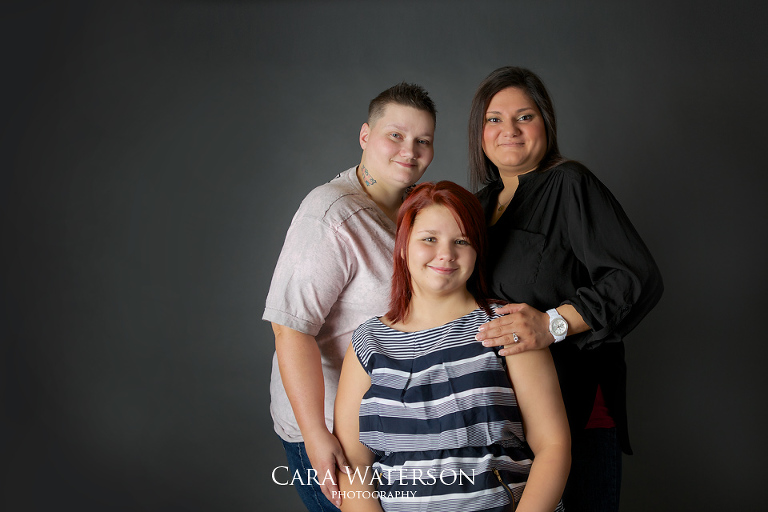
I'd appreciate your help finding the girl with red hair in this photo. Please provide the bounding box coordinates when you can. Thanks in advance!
[334,181,570,512]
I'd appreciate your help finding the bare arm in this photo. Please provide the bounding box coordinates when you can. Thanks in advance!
[476,303,590,356]
[273,323,349,507]
[334,345,383,512]
[505,348,571,512]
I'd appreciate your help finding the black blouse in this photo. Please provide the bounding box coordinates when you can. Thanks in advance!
[477,161,663,448]
[477,160,663,350]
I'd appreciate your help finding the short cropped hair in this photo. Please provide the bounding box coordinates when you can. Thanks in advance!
[468,66,565,191]
[386,181,492,324]
[368,82,437,127]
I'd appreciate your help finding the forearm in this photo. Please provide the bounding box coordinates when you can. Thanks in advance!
[516,442,570,512]
[273,324,329,438]
[335,345,382,512]
[275,323,350,505]
[555,304,589,337]
[506,349,570,511]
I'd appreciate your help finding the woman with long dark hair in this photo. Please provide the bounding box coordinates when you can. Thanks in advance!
[469,66,664,512]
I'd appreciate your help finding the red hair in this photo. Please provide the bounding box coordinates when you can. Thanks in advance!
[386,181,493,324]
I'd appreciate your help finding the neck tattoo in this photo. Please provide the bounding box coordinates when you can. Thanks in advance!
[361,164,377,187]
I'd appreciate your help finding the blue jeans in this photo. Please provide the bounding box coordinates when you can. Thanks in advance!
[562,427,622,512]
[281,439,341,512]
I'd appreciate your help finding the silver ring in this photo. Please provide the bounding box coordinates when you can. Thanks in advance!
[512,332,520,343]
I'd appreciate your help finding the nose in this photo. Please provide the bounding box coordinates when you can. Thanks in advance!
[437,242,456,261]
[400,140,417,159]
[503,121,520,137]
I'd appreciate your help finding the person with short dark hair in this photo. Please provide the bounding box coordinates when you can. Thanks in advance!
[334,181,570,512]
[264,82,437,511]
[470,66,664,512]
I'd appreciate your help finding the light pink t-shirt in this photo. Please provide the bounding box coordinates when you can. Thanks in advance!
[263,167,396,442]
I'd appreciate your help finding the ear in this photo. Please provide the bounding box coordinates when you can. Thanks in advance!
[359,123,370,150]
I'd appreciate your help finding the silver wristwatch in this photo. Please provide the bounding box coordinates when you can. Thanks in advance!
[546,308,568,343]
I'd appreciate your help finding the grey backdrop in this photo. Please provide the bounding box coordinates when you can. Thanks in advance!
[3,1,766,510]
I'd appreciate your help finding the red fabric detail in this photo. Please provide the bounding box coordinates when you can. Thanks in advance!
[585,384,616,429]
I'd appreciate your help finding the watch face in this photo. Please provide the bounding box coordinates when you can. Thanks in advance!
[551,318,568,337]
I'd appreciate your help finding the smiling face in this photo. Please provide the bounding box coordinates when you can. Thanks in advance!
[482,87,547,177]
[406,204,477,299]
[359,103,435,193]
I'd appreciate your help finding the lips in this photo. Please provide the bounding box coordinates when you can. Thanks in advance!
[428,265,457,275]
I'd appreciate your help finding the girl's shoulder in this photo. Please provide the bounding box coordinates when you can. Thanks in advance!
[485,301,508,322]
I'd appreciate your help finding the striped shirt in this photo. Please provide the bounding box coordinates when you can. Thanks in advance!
[352,306,564,512]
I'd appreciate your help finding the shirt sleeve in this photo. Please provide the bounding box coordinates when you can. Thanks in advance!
[561,170,664,345]
[263,212,353,336]
[351,323,373,375]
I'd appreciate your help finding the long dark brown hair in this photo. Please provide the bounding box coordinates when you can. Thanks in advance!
[468,66,566,191]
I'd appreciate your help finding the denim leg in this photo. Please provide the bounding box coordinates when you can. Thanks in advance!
[282,439,341,512]
[562,427,622,512]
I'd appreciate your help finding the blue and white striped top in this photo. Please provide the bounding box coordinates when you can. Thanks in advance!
[352,306,564,512]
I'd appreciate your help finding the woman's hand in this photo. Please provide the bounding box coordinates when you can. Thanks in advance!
[476,303,552,356]
[477,303,590,356]
[303,428,351,507]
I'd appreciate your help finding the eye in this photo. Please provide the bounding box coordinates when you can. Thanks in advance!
[422,236,437,242]
[455,239,471,246]
[390,132,403,139]
[517,114,534,122]
[485,116,501,123]
[418,139,432,145]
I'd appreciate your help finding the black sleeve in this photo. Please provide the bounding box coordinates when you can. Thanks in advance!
[561,169,664,346]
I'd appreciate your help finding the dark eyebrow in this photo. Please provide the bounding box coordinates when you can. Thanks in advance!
[486,107,535,115]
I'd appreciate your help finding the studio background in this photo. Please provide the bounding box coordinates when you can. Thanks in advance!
[3,1,766,510]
